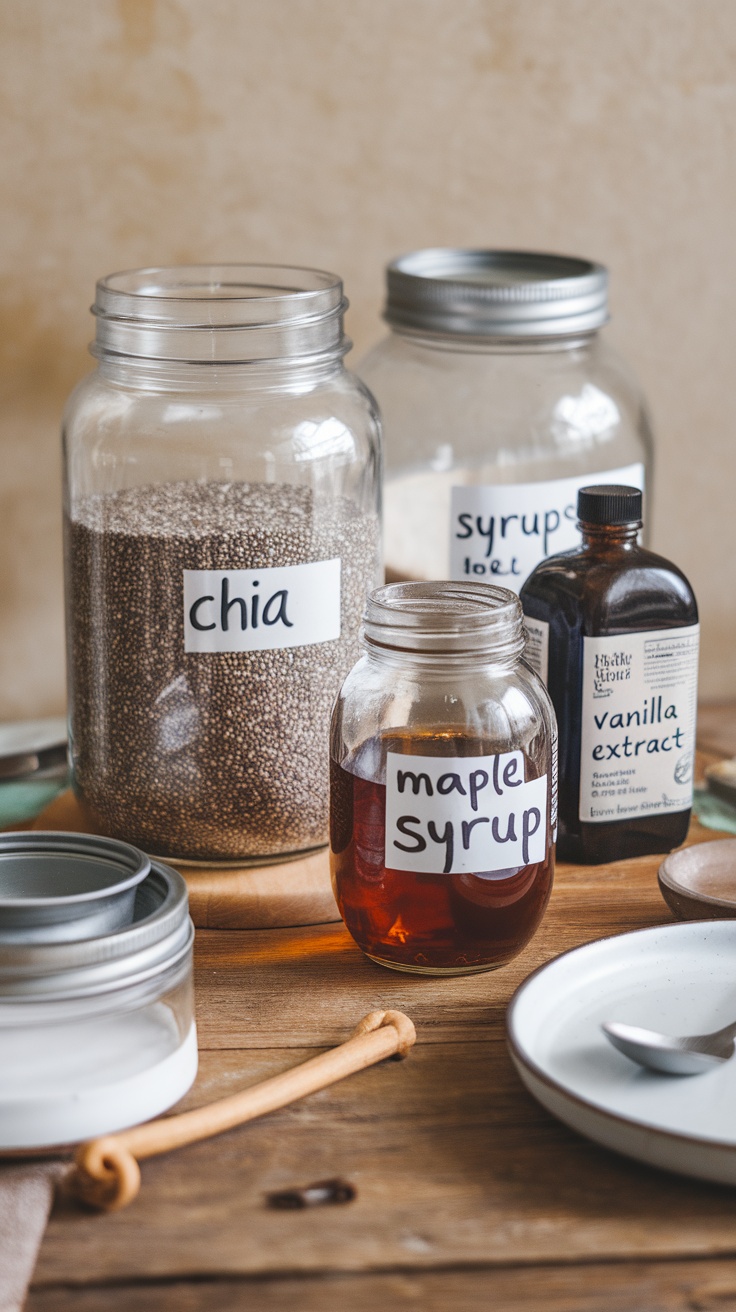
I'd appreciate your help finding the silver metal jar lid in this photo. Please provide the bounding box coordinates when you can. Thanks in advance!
[0,832,151,943]
[385,249,609,339]
[92,264,350,365]
[0,859,192,1000]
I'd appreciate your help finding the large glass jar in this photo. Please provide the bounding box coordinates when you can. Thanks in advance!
[359,249,653,590]
[63,265,381,864]
[330,582,556,975]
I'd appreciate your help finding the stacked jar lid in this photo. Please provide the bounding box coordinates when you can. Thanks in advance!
[0,833,196,1149]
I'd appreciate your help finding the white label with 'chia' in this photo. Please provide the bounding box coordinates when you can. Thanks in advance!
[384,751,548,876]
[579,624,700,823]
[183,559,341,653]
[450,462,645,591]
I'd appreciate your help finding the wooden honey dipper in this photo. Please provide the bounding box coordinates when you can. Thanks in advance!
[69,1009,416,1211]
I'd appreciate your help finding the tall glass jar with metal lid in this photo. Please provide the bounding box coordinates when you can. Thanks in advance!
[358,249,652,590]
[63,265,381,864]
[330,581,556,975]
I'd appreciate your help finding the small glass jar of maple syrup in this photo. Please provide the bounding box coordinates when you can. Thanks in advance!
[329,581,557,974]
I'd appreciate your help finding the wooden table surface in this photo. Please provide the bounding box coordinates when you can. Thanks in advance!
[26,704,736,1312]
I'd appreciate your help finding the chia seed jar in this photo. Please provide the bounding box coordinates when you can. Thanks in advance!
[359,249,653,591]
[63,266,382,864]
[330,581,557,975]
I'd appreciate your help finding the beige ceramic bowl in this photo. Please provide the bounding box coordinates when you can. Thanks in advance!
[658,839,736,920]
[704,758,736,806]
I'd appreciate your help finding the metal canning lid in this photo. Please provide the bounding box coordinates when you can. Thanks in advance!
[0,832,151,943]
[385,249,609,339]
[92,264,350,364]
[0,860,192,999]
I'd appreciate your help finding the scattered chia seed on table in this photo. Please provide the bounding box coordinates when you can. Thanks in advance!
[66,481,380,863]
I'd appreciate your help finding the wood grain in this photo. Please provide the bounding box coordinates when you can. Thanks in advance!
[25,1259,736,1311]
[27,717,736,1305]
[190,838,715,1052]
[31,789,340,929]
[71,1010,415,1211]
[34,1038,736,1283]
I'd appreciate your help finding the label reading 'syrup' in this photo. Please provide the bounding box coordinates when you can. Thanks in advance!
[450,462,645,591]
[579,625,699,823]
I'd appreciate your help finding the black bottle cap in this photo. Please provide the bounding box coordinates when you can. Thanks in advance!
[577,484,643,526]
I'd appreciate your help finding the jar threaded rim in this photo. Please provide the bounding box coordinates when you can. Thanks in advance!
[363,581,525,660]
[92,263,349,365]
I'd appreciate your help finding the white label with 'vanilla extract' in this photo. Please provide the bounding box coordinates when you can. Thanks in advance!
[183,559,341,653]
[385,751,548,875]
[579,624,699,823]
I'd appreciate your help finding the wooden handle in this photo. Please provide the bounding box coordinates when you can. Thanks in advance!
[70,1009,416,1212]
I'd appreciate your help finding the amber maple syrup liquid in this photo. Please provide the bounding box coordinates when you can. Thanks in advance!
[330,731,554,975]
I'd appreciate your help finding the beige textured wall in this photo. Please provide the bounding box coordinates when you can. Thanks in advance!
[0,0,734,716]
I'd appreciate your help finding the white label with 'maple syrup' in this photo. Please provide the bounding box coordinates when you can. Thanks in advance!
[384,751,548,875]
[183,559,341,653]
[579,624,699,823]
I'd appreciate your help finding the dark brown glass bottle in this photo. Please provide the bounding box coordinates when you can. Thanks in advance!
[520,486,699,864]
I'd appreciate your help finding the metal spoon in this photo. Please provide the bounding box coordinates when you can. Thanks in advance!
[602,1018,736,1076]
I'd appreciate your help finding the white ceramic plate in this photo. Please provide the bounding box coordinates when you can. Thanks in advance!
[507,920,736,1185]
[0,718,67,759]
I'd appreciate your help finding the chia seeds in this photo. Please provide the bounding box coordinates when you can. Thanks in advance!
[66,481,380,863]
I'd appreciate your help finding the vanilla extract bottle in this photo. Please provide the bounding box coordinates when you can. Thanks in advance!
[520,486,699,864]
